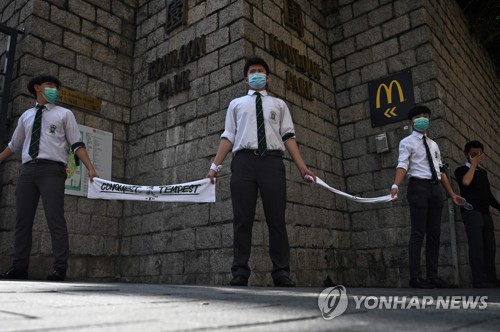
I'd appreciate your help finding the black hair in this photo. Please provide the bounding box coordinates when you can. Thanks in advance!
[243,57,270,77]
[27,74,61,96]
[407,105,431,120]
[464,140,484,154]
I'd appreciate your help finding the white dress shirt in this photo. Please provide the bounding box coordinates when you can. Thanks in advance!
[397,130,443,180]
[8,103,82,165]
[221,90,296,152]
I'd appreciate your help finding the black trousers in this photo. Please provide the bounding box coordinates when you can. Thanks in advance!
[14,163,69,272]
[462,210,497,284]
[407,178,443,279]
[230,151,290,280]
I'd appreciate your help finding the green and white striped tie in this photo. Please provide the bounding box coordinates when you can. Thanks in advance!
[255,92,267,156]
[28,105,44,159]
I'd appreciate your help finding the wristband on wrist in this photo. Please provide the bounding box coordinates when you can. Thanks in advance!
[391,184,399,191]
[210,163,222,173]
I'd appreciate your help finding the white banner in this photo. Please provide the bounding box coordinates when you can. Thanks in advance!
[315,177,392,203]
[87,177,215,203]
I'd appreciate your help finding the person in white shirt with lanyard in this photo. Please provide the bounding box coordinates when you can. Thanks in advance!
[0,75,98,281]
[207,57,316,287]
[390,105,464,289]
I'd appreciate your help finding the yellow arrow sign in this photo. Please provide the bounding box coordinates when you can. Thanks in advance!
[384,107,397,118]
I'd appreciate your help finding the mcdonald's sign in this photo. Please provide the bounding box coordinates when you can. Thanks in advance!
[368,70,415,127]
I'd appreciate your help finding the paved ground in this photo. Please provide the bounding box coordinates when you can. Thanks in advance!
[0,281,499,331]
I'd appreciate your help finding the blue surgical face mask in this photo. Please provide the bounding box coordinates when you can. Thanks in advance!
[43,87,59,103]
[248,73,267,90]
[413,117,429,132]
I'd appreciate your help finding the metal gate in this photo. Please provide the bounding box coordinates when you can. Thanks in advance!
[0,24,22,148]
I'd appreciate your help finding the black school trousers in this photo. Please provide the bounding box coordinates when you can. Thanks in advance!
[407,178,444,280]
[230,150,290,280]
[462,210,497,285]
[13,162,69,272]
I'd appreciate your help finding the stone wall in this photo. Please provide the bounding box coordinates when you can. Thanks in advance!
[0,0,498,287]
[0,0,134,280]
[330,0,499,287]
[424,0,500,286]
[123,0,345,286]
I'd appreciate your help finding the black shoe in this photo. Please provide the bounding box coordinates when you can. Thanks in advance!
[47,268,66,281]
[473,282,496,288]
[409,278,435,289]
[428,278,457,288]
[230,275,248,286]
[274,275,296,287]
[0,267,28,280]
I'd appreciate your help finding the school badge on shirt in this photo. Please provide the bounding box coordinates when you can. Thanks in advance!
[269,111,277,122]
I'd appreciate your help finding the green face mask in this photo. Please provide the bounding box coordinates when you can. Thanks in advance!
[43,87,59,103]
[413,117,429,132]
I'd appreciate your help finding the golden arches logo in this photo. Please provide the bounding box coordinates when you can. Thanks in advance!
[375,80,405,118]
[375,80,405,108]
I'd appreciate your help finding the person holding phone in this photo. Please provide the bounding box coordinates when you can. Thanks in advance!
[455,141,500,288]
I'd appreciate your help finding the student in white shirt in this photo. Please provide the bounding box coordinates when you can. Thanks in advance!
[0,75,98,281]
[207,57,316,287]
[390,105,463,288]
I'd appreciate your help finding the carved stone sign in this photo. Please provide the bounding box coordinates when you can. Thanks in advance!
[268,34,319,100]
[284,0,304,37]
[158,70,190,101]
[147,35,206,101]
[269,34,320,80]
[286,71,313,100]
[148,35,206,81]
[166,0,187,33]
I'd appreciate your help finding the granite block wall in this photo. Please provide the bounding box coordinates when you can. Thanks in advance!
[124,0,344,286]
[330,0,499,287]
[0,0,498,287]
[0,0,133,280]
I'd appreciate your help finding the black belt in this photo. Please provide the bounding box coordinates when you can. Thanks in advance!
[409,177,439,184]
[24,159,64,166]
[238,149,284,157]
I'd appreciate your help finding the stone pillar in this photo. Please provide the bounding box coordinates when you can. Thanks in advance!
[0,0,134,280]
[126,0,344,286]
[2,0,497,287]
[330,0,499,287]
